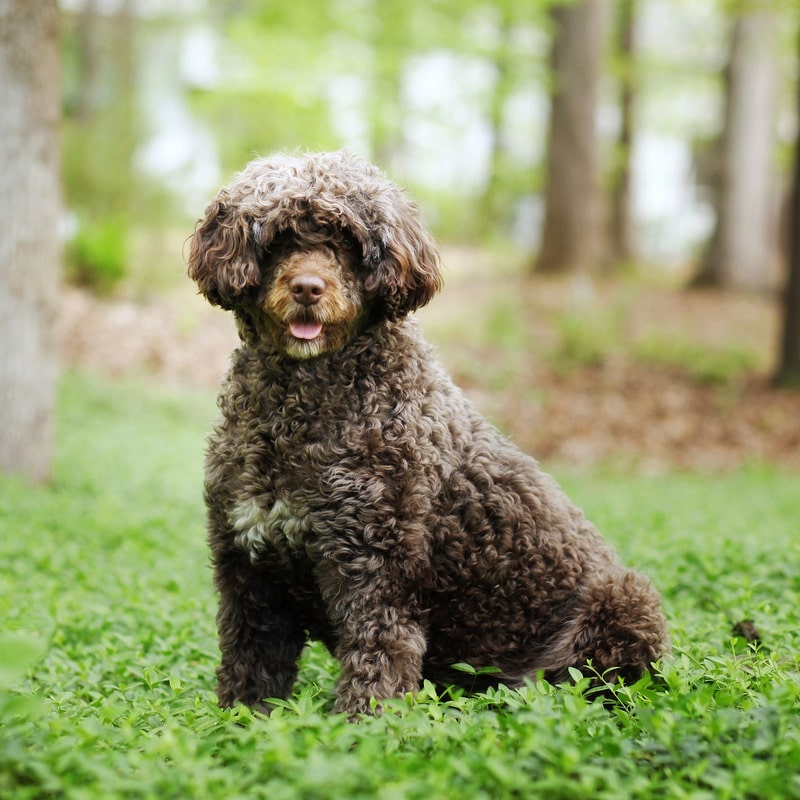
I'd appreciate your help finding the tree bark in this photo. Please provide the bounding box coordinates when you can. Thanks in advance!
[74,0,100,122]
[775,31,800,387]
[370,0,408,169]
[534,0,605,274]
[0,0,62,483]
[609,0,636,267]
[478,7,514,238]
[693,10,779,292]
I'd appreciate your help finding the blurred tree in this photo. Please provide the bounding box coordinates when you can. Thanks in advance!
[474,1,549,240]
[62,0,139,292]
[693,6,780,292]
[776,26,800,387]
[73,0,99,121]
[194,0,560,242]
[608,0,637,267]
[200,0,472,171]
[368,0,411,166]
[535,0,606,273]
[0,0,61,483]
[191,1,340,172]
[478,5,515,235]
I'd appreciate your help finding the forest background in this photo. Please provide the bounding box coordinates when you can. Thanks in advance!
[46,0,800,475]
[1,0,800,503]
[60,0,799,285]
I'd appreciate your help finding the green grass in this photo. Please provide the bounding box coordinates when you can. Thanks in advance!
[547,305,761,384]
[2,373,799,799]
[631,334,761,385]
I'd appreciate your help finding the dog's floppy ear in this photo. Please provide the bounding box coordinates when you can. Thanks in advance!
[187,198,261,309]
[363,205,443,318]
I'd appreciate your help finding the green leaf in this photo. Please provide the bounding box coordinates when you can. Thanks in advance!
[450,662,478,674]
[0,632,47,686]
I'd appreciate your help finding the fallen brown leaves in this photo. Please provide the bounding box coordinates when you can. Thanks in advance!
[483,361,800,473]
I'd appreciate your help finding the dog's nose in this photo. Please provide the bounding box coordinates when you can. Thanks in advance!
[290,275,326,306]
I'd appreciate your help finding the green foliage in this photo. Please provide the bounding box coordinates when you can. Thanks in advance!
[633,334,760,385]
[0,633,46,688]
[0,633,46,720]
[65,216,129,293]
[551,307,625,371]
[1,373,799,799]
[60,8,179,295]
[422,290,536,396]
[548,294,631,372]
[188,3,344,170]
[192,0,555,240]
[189,87,339,173]
[53,0,800,284]
[532,286,760,383]
[470,292,531,354]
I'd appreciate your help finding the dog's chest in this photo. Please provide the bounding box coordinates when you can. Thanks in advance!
[229,496,313,561]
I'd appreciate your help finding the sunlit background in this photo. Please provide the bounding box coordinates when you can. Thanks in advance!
[57,0,799,289]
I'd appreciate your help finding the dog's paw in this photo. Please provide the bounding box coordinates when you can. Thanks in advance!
[216,684,274,717]
[334,693,383,722]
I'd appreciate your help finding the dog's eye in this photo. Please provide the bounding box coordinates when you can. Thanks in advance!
[258,242,278,265]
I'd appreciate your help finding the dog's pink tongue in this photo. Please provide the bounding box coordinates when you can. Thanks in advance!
[289,321,323,340]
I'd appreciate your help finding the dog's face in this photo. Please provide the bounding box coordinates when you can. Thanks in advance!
[256,226,365,360]
[187,152,443,360]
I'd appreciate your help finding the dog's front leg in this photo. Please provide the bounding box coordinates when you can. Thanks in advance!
[328,593,427,719]
[213,551,306,713]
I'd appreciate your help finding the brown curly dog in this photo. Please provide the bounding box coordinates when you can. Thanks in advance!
[187,151,669,718]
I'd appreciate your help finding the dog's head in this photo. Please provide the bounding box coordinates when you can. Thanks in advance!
[187,151,443,360]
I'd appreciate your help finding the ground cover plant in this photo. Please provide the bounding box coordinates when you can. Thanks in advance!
[1,371,799,799]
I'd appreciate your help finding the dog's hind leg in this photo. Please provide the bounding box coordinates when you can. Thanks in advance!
[213,549,306,712]
[540,570,669,686]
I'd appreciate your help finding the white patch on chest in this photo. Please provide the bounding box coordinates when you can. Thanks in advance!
[229,497,310,561]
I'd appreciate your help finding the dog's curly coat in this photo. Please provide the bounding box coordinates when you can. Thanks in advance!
[188,151,669,717]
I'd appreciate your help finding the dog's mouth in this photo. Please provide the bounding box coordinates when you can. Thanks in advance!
[288,320,324,341]
[279,312,361,360]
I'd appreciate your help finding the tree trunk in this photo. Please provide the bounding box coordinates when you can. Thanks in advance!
[693,10,779,292]
[534,0,605,274]
[370,0,408,169]
[775,31,800,387]
[74,0,100,122]
[478,7,514,238]
[608,0,636,267]
[0,0,62,483]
